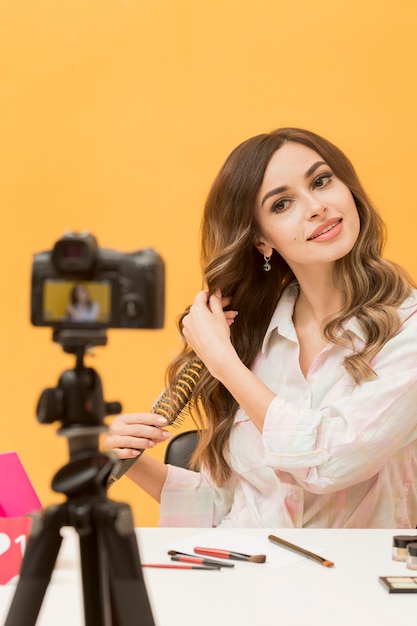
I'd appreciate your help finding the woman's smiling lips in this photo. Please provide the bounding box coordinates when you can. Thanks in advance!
[307,218,343,241]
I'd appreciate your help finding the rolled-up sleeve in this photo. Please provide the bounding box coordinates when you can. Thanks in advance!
[159,464,235,527]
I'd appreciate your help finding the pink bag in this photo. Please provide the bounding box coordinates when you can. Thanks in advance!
[0,452,42,584]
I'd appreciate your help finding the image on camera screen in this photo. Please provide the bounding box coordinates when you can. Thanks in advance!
[42,279,111,324]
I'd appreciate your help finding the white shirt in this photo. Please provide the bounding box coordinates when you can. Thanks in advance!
[160,283,417,528]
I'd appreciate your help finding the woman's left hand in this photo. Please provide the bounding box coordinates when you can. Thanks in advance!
[182,288,238,376]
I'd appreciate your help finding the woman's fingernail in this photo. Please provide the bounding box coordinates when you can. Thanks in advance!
[157,417,168,425]
[162,431,172,438]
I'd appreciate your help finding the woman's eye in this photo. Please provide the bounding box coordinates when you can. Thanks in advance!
[314,173,333,188]
[271,198,291,213]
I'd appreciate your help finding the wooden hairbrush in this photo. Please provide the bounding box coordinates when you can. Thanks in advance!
[107,357,204,487]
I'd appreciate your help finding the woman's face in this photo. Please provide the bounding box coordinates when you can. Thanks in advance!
[254,142,360,275]
[75,285,89,303]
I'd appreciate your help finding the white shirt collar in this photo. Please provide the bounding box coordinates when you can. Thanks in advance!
[260,283,417,355]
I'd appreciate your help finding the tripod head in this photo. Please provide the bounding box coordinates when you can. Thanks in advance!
[36,329,121,497]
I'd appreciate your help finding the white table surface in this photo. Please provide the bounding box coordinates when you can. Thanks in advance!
[1,527,417,625]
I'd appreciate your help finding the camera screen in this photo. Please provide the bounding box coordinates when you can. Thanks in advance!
[42,279,111,324]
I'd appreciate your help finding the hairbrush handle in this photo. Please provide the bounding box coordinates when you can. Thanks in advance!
[107,453,144,487]
[106,358,203,487]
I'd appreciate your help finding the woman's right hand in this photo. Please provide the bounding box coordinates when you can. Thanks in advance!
[103,412,172,459]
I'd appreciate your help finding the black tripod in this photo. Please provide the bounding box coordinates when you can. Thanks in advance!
[5,331,155,626]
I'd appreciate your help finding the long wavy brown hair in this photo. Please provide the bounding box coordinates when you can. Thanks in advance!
[165,127,415,486]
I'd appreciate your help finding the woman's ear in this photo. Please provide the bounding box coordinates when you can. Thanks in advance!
[254,236,273,257]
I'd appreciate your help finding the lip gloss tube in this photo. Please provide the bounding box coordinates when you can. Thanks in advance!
[392,535,417,561]
[406,542,417,570]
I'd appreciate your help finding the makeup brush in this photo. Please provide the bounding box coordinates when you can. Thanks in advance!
[170,556,224,568]
[268,534,334,568]
[142,564,219,570]
[167,550,235,568]
[194,547,266,563]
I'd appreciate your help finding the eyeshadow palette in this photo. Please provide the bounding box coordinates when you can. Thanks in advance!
[379,576,417,593]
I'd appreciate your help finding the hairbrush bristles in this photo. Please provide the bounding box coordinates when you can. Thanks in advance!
[107,357,204,487]
[151,358,204,426]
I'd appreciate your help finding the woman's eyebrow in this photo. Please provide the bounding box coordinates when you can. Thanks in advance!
[304,160,327,179]
[261,160,328,207]
[261,184,288,207]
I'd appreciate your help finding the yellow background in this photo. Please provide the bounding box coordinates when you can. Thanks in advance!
[1,0,417,527]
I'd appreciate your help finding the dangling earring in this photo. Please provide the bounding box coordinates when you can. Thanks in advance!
[263,254,272,272]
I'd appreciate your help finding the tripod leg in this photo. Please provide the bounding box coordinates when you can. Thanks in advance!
[4,505,66,626]
[76,502,113,626]
[86,500,155,626]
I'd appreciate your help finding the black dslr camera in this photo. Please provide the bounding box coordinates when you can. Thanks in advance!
[31,231,165,334]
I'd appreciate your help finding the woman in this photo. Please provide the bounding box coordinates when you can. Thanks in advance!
[66,283,100,322]
[105,128,417,528]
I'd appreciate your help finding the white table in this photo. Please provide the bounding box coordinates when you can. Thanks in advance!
[1,527,416,625]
